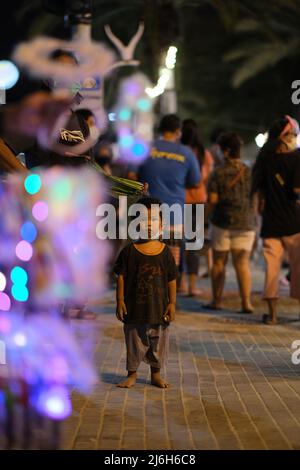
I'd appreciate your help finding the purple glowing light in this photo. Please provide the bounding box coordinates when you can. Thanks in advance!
[32,201,49,222]
[36,386,72,420]
[15,240,33,262]
[0,315,11,333]
[0,293,11,312]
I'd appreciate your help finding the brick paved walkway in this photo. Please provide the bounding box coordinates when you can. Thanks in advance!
[63,287,300,450]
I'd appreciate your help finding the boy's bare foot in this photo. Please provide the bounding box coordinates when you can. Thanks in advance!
[151,370,170,388]
[117,372,137,388]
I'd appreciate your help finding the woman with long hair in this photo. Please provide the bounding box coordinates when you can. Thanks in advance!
[181,119,214,296]
[252,115,300,324]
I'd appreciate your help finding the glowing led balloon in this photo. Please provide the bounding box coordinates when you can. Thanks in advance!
[115,73,153,164]
[24,174,42,195]
[36,386,72,420]
[10,266,28,285]
[0,293,11,311]
[11,284,29,302]
[0,60,19,89]
[15,241,33,261]
[32,201,49,222]
[0,272,6,291]
[20,221,37,243]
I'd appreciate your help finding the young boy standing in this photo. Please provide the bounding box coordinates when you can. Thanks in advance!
[114,197,177,388]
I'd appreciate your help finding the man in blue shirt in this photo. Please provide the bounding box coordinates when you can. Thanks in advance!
[128,114,201,266]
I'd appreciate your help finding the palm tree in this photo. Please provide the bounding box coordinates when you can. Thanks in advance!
[212,0,300,87]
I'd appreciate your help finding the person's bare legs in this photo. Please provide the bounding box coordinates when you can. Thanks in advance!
[263,299,278,324]
[151,367,170,388]
[117,371,137,388]
[188,273,203,296]
[206,247,213,275]
[209,250,229,308]
[232,249,253,312]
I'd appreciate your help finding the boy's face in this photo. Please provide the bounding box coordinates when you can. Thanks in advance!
[140,207,162,239]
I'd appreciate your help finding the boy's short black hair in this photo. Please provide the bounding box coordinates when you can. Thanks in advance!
[135,197,162,219]
[217,132,242,158]
[158,114,181,134]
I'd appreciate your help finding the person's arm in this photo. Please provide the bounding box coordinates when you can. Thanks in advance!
[116,274,127,322]
[127,171,138,181]
[185,149,201,189]
[164,279,176,322]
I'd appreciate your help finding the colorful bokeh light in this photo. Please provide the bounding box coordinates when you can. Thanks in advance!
[20,221,37,243]
[119,108,131,121]
[10,266,28,285]
[0,292,11,311]
[36,386,72,420]
[137,98,151,112]
[13,332,27,348]
[15,241,33,262]
[0,60,19,89]
[32,201,49,222]
[11,284,29,302]
[24,174,42,195]
[0,272,6,291]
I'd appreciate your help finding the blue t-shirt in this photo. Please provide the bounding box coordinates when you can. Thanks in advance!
[137,139,201,210]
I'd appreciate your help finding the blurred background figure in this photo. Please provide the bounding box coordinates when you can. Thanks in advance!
[209,126,226,168]
[181,118,214,296]
[206,132,256,313]
[251,115,300,324]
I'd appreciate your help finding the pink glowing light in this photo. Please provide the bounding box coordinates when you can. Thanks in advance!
[0,315,11,333]
[15,240,33,261]
[32,201,49,222]
[0,292,11,311]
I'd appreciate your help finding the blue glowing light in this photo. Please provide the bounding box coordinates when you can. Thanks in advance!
[120,135,134,148]
[10,266,28,285]
[137,98,151,112]
[119,108,131,121]
[0,60,19,90]
[132,142,147,158]
[11,284,29,302]
[24,174,42,195]
[20,221,37,243]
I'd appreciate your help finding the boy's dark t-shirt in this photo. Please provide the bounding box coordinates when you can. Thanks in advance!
[114,243,177,325]
[256,150,300,238]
